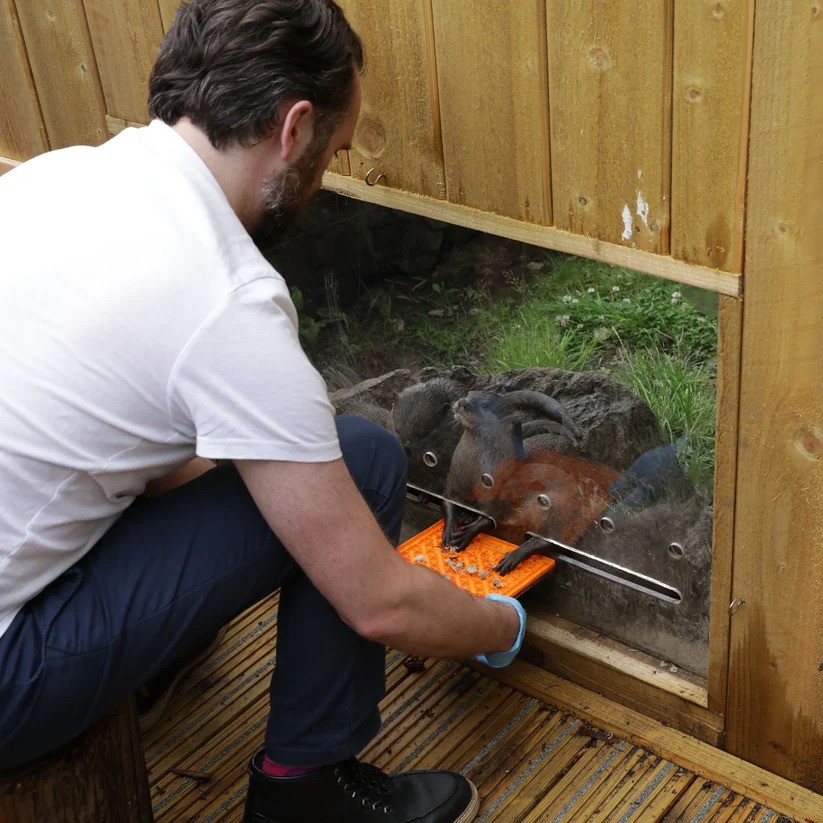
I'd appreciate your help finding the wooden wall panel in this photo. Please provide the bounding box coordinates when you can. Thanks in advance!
[707,295,743,715]
[0,0,49,160]
[547,0,672,253]
[671,0,754,272]
[13,0,107,149]
[335,0,445,199]
[157,0,179,32]
[726,2,823,791]
[84,0,165,123]
[431,0,550,223]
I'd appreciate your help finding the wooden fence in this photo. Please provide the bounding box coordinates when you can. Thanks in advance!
[1,0,822,796]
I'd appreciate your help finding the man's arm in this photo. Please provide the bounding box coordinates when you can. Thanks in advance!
[144,457,216,497]
[235,457,520,660]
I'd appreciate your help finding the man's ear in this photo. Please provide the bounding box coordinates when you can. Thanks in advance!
[278,100,315,163]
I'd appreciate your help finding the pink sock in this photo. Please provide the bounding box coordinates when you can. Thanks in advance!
[262,754,320,778]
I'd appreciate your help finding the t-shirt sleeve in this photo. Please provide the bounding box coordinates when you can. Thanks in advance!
[167,279,342,462]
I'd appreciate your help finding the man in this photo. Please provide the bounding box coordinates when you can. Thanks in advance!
[0,1,526,821]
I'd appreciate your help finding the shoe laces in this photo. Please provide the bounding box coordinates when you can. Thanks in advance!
[334,759,392,814]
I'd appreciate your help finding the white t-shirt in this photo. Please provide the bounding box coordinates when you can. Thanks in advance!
[0,121,342,640]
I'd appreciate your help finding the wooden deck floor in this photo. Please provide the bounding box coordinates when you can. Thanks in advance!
[143,594,795,822]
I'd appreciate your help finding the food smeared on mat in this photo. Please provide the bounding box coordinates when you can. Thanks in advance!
[397,519,555,598]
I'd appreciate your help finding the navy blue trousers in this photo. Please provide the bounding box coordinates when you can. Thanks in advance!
[0,416,407,770]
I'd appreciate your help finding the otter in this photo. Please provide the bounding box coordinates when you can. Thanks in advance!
[493,439,693,576]
[391,377,470,494]
[441,389,610,552]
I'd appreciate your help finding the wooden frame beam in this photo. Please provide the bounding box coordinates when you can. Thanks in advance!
[0,156,20,176]
[323,172,742,296]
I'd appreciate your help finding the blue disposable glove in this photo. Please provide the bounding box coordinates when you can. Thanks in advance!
[474,593,527,669]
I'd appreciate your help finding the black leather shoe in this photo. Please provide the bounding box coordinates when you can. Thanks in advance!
[243,749,479,823]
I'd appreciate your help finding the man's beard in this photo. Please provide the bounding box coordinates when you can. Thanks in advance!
[253,149,323,246]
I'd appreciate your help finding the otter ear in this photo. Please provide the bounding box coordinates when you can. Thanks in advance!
[278,99,315,163]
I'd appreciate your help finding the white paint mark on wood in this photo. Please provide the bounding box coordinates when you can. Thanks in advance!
[636,191,650,229]
[621,204,633,240]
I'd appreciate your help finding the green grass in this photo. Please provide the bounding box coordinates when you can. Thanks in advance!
[614,347,717,494]
[299,246,720,497]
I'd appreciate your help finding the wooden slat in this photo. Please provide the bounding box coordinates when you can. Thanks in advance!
[326,149,351,177]
[707,296,744,716]
[487,658,823,821]
[0,699,152,822]
[431,0,551,223]
[0,0,48,160]
[581,752,664,822]
[145,594,798,823]
[334,0,445,198]
[0,156,21,175]
[13,0,107,149]
[523,612,724,745]
[725,0,823,792]
[324,172,742,296]
[671,0,754,272]
[546,0,673,252]
[84,0,164,123]
[105,113,145,136]
[156,0,179,32]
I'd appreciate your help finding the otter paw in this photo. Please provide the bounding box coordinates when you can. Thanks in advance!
[493,553,520,576]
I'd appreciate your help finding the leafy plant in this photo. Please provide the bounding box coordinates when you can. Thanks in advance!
[614,347,717,493]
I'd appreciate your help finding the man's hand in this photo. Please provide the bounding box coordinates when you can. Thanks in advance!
[235,457,522,661]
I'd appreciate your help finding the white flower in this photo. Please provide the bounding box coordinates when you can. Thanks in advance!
[610,285,620,294]
[671,297,679,304]
[587,287,596,294]
[561,295,573,304]
[672,291,682,299]
[555,315,570,328]
[622,297,631,303]
[571,298,580,304]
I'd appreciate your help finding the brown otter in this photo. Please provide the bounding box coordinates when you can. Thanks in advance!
[441,390,612,552]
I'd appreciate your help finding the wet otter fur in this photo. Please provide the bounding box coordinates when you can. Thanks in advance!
[442,390,612,552]
[391,377,469,493]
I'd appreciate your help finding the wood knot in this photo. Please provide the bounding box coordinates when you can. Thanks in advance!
[776,221,789,235]
[686,86,703,103]
[577,195,588,206]
[588,46,611,71]
[712,2,726,19]
[355,116,386,159]
[793,428,822,461]
[813,4,820,20]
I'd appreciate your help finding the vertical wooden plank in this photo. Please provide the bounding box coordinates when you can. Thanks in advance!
[157,0,179,32]
[335,0,445,199]
[13,0,107,149]
[327,150,351,177]
[547,0,673,253]
[726,0,823,791]
[431,0,551,224]
[83,0,165,123]
[0,0,49,160]
[707,295,743,717]
[672,0,754,272]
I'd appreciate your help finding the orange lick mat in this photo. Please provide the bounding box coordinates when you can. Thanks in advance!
[397,520,555,598]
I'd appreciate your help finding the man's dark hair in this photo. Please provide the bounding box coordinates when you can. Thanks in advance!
[148,0,363,150]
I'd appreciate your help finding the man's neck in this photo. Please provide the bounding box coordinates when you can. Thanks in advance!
[170,118,269,231]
